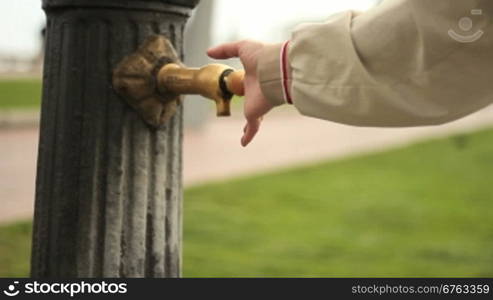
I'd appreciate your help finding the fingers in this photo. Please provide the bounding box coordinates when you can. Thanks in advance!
[207,41,243,59]
[241,119,261,147]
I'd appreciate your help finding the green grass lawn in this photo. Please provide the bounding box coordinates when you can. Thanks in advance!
[1,128,493,277]
[0,222,32,277]
[0,79,42,109]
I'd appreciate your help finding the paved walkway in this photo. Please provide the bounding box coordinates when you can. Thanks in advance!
[1,106,493,224]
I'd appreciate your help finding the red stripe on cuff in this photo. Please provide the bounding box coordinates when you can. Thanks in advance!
[281,41,293,105]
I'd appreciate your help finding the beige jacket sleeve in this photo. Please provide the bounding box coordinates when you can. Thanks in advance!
[258,0,493,127]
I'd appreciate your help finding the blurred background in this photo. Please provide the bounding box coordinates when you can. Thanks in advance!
[1,0,493,277]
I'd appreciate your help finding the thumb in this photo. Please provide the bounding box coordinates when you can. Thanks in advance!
[207,41,243,59]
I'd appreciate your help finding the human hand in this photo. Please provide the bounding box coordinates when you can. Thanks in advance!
[207,40,274,147]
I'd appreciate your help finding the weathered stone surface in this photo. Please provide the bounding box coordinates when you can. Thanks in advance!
[31,0,197,278]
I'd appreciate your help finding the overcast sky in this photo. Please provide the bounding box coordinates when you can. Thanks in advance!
[0,1,45,58]
[0,0,377,59]
[214,0,377,43]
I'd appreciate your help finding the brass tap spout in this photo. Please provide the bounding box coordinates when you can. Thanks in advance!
[113,36,244,128]
[157,63,245,116]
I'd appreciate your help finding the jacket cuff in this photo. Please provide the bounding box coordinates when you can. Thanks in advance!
[257,42,292,107]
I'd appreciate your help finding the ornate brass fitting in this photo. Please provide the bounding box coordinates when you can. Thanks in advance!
[113,35,244,128]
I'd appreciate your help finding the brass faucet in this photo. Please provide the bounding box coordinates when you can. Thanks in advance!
[113,35,245,128]
[157,63,245,117]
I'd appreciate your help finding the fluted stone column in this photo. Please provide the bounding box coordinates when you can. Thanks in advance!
[31,0,199,278]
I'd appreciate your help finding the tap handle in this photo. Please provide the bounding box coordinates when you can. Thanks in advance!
[216,70,245,116]
[225,70,245,96]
